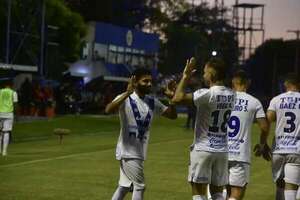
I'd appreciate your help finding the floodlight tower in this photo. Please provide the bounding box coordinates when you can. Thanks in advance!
[4,0,47,76]
[214,0,225,20]
[232,0,265,63]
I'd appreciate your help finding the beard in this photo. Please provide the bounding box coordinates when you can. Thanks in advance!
[137,84,152,94]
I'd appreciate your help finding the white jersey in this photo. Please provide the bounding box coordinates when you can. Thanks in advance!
[193,86,235,152]
[228,91,266,163]
[268,91,300,155]
[115,92,167,161]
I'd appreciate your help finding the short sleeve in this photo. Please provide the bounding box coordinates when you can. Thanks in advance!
[112,94,125,111]
[267,97,277,112]
[154,98,167,115]
[255,99,266,119]
[13,91,18,103]
[193,89,209,107]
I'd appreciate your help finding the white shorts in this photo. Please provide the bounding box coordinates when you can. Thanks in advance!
[272,154,300,185]
[0,118,13,132]
[118,159,145,190]
[188,150,228,186]
[228,161,250,187]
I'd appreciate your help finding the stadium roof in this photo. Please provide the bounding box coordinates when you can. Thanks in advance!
[0,63,38,72]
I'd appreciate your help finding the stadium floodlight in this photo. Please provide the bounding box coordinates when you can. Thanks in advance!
[212,51,217,56]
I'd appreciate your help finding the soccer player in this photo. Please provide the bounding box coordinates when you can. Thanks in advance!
[0,79,18,156]
[105,68,177,200]
[172,57,235,200]
[226,70,271,200]
[267,73,300,200]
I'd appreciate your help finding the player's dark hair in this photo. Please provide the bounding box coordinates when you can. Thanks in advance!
[206,58,227,82]
[284,73,300,86]
[232,70,250,85]
[132,68,152,81]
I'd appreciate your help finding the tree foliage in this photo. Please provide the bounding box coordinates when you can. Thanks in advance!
[65,1,238,74]
[160,2,238,73]
[64,0,187,29]
[246,39,300,99]
[1,0,240,78]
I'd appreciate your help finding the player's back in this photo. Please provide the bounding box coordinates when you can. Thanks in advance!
[268,91,300,154]
[193,85,235,152]
[228,91,265,163]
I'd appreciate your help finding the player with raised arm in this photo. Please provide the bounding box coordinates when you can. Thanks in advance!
[267,73,300,200]
[172,57,235,200]
[226,70,271,200]
[106,68,177,200]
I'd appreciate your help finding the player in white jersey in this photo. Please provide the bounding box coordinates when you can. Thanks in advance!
[226,70,271,200]
[267,73,300,200]
[105,68,177,200]
[172,57,235,200]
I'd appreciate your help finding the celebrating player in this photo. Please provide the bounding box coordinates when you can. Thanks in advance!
[172,57,235,200]
[267,73,300,200]
[226,70,271,200]
[105,68,177,200]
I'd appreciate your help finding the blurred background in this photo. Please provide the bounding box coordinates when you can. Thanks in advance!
[0,0,299,116]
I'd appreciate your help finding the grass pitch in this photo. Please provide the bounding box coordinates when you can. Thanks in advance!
[0,115,275,200]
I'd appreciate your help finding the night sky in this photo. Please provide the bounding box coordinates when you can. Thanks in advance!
[200,0,300,40]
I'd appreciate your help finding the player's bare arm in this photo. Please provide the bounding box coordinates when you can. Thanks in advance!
[254,118,271,161]
[163,80,176,99]
[266,110,276,122]
[105,76,135,114]
[172,57,196,105]
[253,110,275,161]
[161,103,177,119]
[162,80,177,119]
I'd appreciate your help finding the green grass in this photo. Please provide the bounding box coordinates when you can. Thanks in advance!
[0,115,275,200]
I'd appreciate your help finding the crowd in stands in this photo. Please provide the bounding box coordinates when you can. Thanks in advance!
[18,78,55,117]
[17,77,127,117]
[15,72,201,120]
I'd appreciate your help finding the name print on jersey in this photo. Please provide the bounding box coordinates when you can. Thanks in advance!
[233,98,249,112]
[216,94,235,109]
[279,97,300,109]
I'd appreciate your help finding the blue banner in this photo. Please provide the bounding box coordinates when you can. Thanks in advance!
[95,22,159,54]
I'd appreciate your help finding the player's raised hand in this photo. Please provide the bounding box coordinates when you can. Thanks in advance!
[126,76,135,94]
[183,57,197,79]
[164,80,177,99]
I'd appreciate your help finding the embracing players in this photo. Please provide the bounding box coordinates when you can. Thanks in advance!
[172,57,235,200]
[226,70,271,200]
